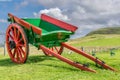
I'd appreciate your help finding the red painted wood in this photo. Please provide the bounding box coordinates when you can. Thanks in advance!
[6,23,29,63]
[40,45,96,73]
[8,13,42,35]
[43,46,63,56]
[62,43,116,71]
[41,14,78,32]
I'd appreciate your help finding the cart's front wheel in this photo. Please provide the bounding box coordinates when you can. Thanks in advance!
[6,23,29,63]
[43,46,63,56]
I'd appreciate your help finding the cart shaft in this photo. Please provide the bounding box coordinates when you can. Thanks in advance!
[40,45,96,73]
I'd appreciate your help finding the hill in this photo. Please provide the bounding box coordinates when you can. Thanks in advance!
[86,27,120,36]
[69,34,120,47]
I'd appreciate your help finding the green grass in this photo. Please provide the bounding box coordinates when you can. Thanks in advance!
[0,34,120,80]
[69,34,120,47]
[0,49,120,80]
[86,27,120,36]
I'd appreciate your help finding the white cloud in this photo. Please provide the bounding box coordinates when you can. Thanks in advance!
[20,1,28,6]
[33,7,70,21]
[30,0,120,38]
[107,19,120,26]
[0,19,7,23]
[15,0,28,10]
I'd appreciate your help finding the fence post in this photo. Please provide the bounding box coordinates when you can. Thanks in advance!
[4,41,6,56]
[81,46,84,51]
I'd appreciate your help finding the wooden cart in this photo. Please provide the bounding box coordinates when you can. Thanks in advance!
[6,13,116,73]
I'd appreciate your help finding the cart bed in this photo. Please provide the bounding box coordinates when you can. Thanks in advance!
[8,13,77,47]
[22,18,73,47]
[23,18,72,36]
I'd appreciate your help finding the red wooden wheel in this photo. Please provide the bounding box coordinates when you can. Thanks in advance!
[6,23,29,63]
[43,46,63,56]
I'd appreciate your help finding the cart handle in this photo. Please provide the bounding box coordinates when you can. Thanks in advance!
[8,13,42,35]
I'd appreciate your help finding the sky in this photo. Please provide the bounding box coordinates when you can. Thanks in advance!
[0,0,120,43]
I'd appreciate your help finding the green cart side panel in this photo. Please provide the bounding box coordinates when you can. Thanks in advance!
[22,18,73,47]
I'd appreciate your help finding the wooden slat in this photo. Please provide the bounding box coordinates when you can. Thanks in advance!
[41,14,78,32]
[8,13,42,35]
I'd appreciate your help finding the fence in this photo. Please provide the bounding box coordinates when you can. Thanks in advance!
[79,46,120,53]
[0,33,120,55]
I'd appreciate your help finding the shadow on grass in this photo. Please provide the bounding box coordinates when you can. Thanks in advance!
[37,63,80,71]
[0,58,16,66]
[0,55,57,67]
[27,55,80,71]
[0,55,80,71]
[26,55,58,64]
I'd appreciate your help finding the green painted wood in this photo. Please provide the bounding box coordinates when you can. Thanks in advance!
[22,18,73,48]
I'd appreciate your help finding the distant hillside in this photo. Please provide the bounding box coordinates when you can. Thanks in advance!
[69,34,120,47]
[86,27,120,36]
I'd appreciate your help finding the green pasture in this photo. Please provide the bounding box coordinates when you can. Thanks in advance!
[0,34,120,80]
[69,34,120,47]
[0,48,119,80]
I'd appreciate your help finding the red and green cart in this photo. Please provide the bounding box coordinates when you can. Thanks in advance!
[6,13,116,73]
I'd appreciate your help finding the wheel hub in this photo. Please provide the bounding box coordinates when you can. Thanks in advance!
[9,41,16,49]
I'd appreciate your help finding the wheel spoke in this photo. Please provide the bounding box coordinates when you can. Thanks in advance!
[16,49,19,61]
[8,48,11,52]
[44,46,63,56]
[54,47,59,53]
[14,27,17,39]
[16,30,20,40]
[12,48,17,58]
[18,38,23,43]
[17,47,23,61]
[51,47,54,51]
[11,28,15,38]
[8,34,14,40]
[19,44,25,47]
[19,47,25,57]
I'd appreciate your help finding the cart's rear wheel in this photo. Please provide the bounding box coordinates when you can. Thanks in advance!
[6,23,29,63]
[43,46,63,56]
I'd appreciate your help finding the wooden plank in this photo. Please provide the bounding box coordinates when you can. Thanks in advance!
[41,14,78,32]
[8,13,42,35]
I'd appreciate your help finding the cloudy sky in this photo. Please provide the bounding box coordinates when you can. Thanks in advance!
[0,0,120,40]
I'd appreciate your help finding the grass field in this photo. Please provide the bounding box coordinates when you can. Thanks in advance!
[69,34,120,47]
[0,34,120,80]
